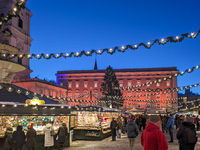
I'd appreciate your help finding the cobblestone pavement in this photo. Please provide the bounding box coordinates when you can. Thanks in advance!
[61,130,200,150]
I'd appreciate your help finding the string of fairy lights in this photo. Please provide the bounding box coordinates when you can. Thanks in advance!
[115,65,200,90]
[0,0,27,29]
[0,30,199,59]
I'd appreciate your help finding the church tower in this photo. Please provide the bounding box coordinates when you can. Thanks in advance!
[0,0,33,79]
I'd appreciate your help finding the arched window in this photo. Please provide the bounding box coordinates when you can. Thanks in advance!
[18,18,23,28]
[18,58,22,64]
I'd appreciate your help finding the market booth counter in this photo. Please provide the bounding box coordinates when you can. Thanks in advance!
[0,102,75,150]
[71,106,120,140]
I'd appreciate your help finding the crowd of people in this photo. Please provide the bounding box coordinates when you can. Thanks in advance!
[3,122,68,150]
[110,113,199,150]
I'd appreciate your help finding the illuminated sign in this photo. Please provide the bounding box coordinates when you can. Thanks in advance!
[25,97,45,105]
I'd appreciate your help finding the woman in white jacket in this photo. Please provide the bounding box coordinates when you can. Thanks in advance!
[44,123,54,150]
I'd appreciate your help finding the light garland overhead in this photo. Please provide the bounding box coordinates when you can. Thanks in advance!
[1,30,199,59]
[0,0,27,29]
[116,65,200,90]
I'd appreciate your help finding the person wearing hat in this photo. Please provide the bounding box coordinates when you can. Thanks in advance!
[141,115,168,150]
[26,122,37,150]
[126,115,139,150]
[177,116,197,150]
[110,117,117,141]
[57,122,68,150]
[167,114,175,143]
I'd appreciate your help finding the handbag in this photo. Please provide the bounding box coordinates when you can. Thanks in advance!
[50,130,55,136]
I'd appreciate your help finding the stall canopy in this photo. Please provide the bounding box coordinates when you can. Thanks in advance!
[0,84,58,104]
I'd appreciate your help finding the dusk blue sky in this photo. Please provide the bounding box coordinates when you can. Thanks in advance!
[25,0,200,93]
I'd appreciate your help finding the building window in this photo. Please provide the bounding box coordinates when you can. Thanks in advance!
[146,104,150,108]
[76,82,79,88]
[137,81,141,85]
[119,81,123,87]
[18,18,23,28]
[146,80,150,86]
[68,82,72,88]
[128,92,131,96]
[40,89,43,94]
[94,81,98,88]
[146,92,150,99]
[167,81,170,86]
[157,104,160,108]
[60,82,63,86]
[137,92,141,98]
[49,90,51,96]
[18,58,22,64]
[156,95,160,99]
[138,105,140,108]
[128,81,132,87]
[156,83,160,87]
[68,93,72,98]
[167,93,171,99]
[84,82,87,88]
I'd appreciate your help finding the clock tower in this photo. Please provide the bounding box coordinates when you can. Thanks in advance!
[0,0,33,79]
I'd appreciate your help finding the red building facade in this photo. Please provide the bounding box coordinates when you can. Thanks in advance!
[56,67,178,111]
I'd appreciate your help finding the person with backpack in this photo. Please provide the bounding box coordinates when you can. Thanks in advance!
[126,115,139,150]
[44,122,54,150]
[57,122,68,150]
[13,125,25,150]
[3,126,14,150]
[177,116,197,150]
[26,123,37,150]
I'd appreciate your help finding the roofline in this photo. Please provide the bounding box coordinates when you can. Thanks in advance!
[56,67,178,75]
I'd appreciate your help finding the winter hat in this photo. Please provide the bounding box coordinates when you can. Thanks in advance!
[186,116,193,123]
[62,122,66,126]
[149,115,161,123]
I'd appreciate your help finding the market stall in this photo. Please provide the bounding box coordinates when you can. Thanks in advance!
[71,106,121,140]
[0,101,75,150]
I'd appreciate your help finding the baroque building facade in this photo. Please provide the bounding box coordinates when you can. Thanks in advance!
[56,66,178,112]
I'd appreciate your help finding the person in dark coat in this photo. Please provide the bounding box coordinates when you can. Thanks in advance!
[57,123,68,150]
[196,115,200,131]
[177,116,197,150]
[126,115,139,150]
[26,123,37,150]
[13,125,25,150]
[177,115,185,130]
[110,117,117,141]
[3,126,13,150]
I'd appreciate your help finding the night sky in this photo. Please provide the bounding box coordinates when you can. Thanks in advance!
[25,0,200,93]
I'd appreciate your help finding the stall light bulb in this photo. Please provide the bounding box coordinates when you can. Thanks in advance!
[109,48,112,51]
[191,32,194,36]
[46,54,49,56]
[19,55,23,58]
[3,54,6,57]
[134,44,137,48]
[196,65,199,69]
[25,104,28,106]
[121,46,124,49]
[98,50,101,53]
[44,107,47,109]
[69,106,71,109]
[61,106,64,108]
[0,22,2,25]
[176,36,179,39]
[66,53,69,56]
[2,105,5,107]
[9,87,12,90]
[161,38,165,42]
[56,54,59,57]
[147,42,150,45]
[76,52,79,55]
[87,51,90,54]
[21,0,24,2]
[37,54,40,57]
[14,104,17,107]
[12,54,14,57]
